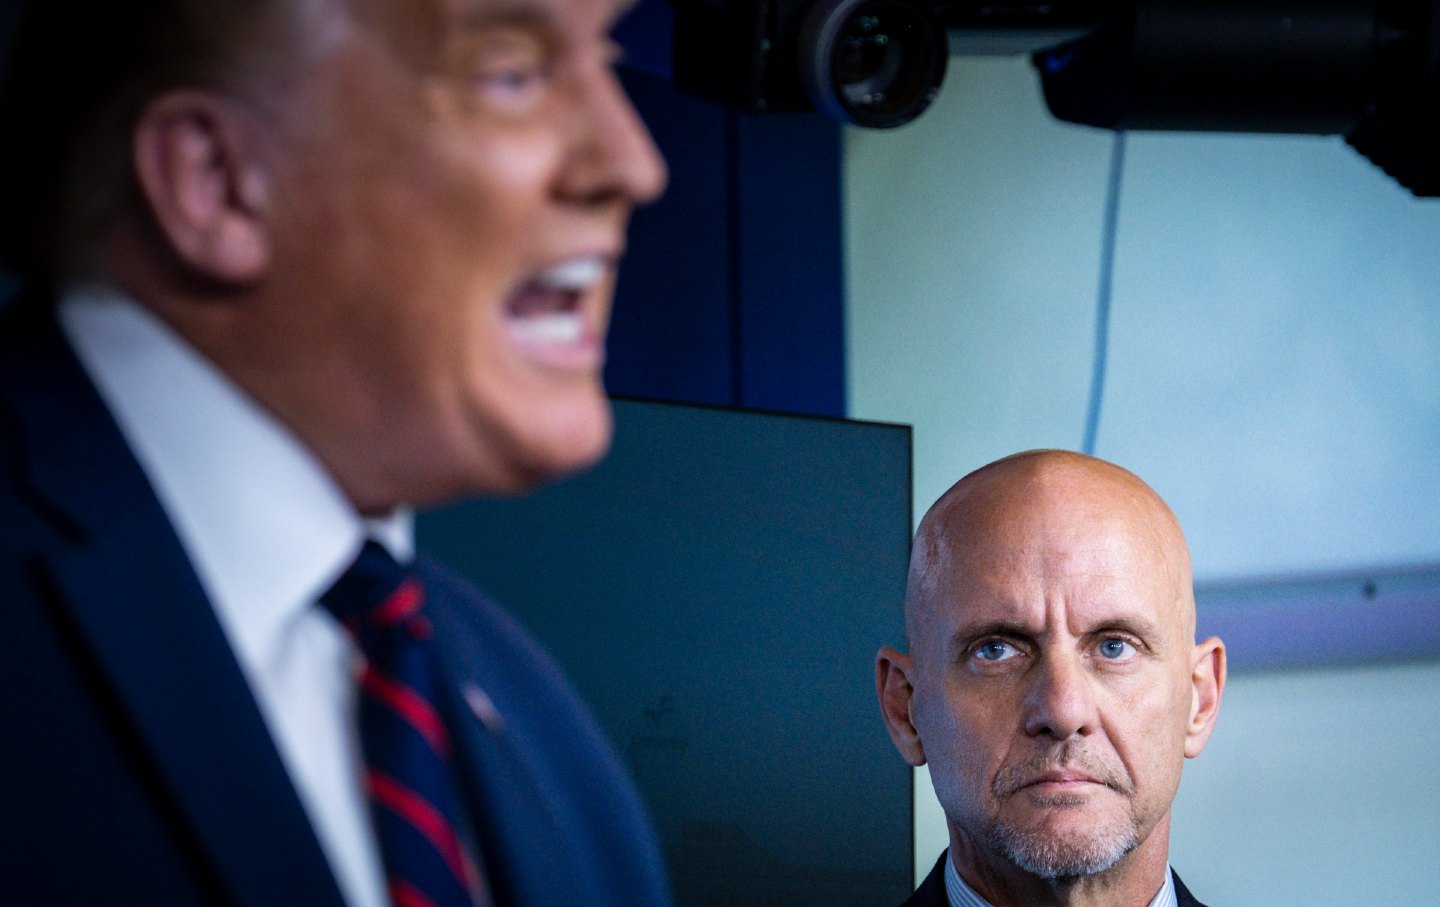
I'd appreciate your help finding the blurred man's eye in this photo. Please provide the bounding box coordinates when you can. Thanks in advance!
[474,60,547,107]
[466,34,551,112]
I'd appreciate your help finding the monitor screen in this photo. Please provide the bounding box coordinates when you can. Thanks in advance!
[419,398,914,905]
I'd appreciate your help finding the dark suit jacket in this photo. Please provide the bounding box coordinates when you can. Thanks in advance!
[0,295,672,906]
[903,851,1208,907]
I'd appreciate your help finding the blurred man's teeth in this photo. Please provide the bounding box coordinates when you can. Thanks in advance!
[510,311,584,344]
[535,256,605,292]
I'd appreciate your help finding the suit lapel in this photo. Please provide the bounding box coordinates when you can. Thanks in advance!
[902,852,950,907]
[421,562,581,906]
[1171,869,1207,907]
[2,299,346,907]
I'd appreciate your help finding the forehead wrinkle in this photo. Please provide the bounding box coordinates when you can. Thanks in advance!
[1046,506,1196,649]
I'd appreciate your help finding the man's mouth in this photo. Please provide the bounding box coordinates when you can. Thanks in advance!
[1019,769,1104,793]
[994,752,1134,799]
[505,256,609,366]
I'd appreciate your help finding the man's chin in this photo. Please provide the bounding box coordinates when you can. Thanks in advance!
[491,396,614,494]
[989,811,1139,881]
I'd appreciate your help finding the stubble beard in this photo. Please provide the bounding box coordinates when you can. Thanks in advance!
[988,801,1139,880]
[985,747,1141,881]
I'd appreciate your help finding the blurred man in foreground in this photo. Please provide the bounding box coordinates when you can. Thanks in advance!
[877,450,1226,907]
[0,0,668,903]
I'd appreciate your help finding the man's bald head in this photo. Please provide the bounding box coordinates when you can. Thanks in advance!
[905,450,1196,655]
[877,449,1225,904]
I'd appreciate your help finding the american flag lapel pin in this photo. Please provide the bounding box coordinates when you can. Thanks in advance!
[462,682,505,735]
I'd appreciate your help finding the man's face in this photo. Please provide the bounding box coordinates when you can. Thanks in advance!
[249,0,665,509]
[901,469,1206,881]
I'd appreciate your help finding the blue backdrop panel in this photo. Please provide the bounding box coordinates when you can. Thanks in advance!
[418,399,913,905]
[608,71,737,407]
[610,61,847,417]
[735,111,846,416]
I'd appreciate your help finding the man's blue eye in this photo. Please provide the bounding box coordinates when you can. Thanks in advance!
[1098,638,1136,659]
[975,641,1016,662]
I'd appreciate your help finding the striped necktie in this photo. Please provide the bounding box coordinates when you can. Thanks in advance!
[322,541,487,907]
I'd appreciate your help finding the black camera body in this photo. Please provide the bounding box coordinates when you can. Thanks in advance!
[1036,0,1440,195]
[671,0,1102,127]
[671,0,1440,196]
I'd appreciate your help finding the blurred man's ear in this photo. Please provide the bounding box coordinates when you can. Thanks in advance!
[877,646,927,767]
[130,90,273,284]
[1184,636,1227,758]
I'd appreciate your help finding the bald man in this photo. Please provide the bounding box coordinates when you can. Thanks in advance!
[877,450,1226,907]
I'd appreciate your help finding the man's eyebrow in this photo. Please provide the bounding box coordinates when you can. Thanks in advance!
[1086,615,1164,645]
[949,620,1038,649]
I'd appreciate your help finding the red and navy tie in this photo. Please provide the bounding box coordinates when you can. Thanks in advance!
[322,541,486,907]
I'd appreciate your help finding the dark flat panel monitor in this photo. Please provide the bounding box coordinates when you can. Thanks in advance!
[418,399,913,905]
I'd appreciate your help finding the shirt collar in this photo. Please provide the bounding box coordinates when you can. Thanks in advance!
[57,285,413,681]
[943,850,1178,907]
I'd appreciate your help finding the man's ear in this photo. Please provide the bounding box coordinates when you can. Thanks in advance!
[1184,636,1227,758]
[130,90,273,284]
[877,646,927,767]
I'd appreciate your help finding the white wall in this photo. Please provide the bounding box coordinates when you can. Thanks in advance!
[844,55,1440,899]
[1170,661,1440,903]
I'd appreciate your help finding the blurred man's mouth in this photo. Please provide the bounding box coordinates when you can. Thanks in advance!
[505,255,609,369]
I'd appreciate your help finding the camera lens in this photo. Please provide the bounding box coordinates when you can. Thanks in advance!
[799,0,947,128]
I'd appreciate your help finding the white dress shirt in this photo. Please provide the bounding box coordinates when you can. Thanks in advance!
[59,285,407,907]
[944,850,1179,907]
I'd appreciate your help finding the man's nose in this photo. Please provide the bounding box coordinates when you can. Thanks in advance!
[558,68,668,207]
[1022,653,1099,740]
